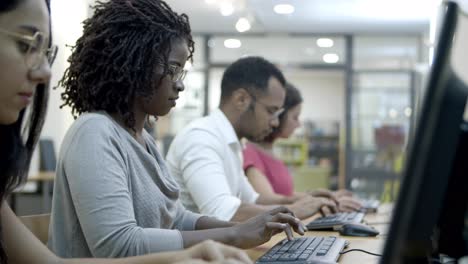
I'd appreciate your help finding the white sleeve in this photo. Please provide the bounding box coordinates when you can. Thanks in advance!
[176,129,242,221]
[239,172,260,203]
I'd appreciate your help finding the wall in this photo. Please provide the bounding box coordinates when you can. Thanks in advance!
[28,1,88,177]
[284,69,345,124]
[206,68,345,129]
[451,7,468,121]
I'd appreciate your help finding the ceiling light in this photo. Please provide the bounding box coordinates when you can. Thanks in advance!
[273,4,295,14]
[224,39,242,49]
[220,2,234,16]
[404,107,412,117]
[389,108,398,119]
[323,53,339,63]
[235,17,251,32]
[205,0,217,4]
[317,38,334,48]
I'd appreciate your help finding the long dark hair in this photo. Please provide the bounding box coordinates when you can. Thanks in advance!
[0,0,51,262]
[59,0,194,129]
[264,82,303,143]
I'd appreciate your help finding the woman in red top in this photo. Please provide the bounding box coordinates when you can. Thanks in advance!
[243,83,362,212]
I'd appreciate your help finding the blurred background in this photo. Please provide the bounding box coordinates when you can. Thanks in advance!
[13,0,445,214]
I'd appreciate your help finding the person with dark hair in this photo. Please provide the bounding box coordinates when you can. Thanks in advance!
[243,83,362,212]
[166,56,337,222]
[0,0,252,263]
[49,0,305,259]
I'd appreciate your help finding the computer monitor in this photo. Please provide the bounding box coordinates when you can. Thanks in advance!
[436,121,468,258]
[381,1,468,263]
[39,139,56,171]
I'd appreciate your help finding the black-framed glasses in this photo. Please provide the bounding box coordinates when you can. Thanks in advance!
[0,28,58,70]
[158,63,188,83]
[248,92,285,120]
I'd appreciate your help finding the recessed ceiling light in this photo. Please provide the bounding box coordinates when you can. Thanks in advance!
[317,38,334,48]
[224,39,242,49]
[274,4,295,14]
[389,108,398,119]
[220,2,234,16]
[323,53,339,63]
[404,107,412,117]
[235,17,251,32]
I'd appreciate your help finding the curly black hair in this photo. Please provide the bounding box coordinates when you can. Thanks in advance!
[59,0,194,129]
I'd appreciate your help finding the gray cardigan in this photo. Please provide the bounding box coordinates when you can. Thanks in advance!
[48,112,202,258]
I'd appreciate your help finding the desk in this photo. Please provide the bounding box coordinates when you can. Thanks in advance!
[28,171,55,212]
[11,171,55,213]
[246,204,393,263]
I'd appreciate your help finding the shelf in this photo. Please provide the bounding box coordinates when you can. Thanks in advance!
[273,139,308,167]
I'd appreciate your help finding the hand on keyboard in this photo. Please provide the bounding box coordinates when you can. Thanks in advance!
[336,196,362,212]
[231,206,307,249]
[307,188,339,202]
[333,189,354,198]
[311,189,362,213]
[288,196,337,219]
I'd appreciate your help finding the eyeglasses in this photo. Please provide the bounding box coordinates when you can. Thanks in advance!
[249,92,285,120]
[0,28,58,70]
[158,63,188,83]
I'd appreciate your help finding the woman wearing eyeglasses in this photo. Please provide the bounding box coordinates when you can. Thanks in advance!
[49,0,305,259]
[0,0,253,264]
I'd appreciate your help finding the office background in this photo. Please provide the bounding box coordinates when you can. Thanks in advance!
[16,0,461,214]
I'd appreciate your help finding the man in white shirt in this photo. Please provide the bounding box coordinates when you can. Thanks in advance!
[166,57,336,221]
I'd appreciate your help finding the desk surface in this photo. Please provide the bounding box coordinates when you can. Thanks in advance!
[28,171,55,181]
[246,204,393,264]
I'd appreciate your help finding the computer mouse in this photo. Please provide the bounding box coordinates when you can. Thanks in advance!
[338,223,379,237]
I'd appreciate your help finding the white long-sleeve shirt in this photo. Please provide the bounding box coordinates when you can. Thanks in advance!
[166,108,259,221]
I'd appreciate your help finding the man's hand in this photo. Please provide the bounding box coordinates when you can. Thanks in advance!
[333,189,354,198]
[309,188,362,213]
[307,189,339,203]
[336,196,362,212]
[289,196,337,219]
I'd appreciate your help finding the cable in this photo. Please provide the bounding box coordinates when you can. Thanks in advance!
[339,248,382,257]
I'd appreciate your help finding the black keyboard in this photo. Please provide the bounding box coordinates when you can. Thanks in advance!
[306,212,365,231]
[256,236,346,264]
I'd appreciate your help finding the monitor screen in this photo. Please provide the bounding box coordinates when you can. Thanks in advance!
[380,1,468,263]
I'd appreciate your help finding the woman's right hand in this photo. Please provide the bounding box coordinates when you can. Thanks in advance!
[176,240,253,264]
[230,206,307,249]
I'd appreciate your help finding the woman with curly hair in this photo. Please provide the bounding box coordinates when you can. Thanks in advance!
[0,0,251,263]
[49,0,305,259]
